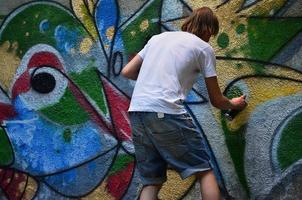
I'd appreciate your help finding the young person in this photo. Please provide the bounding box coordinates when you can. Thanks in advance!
[122,7,246,200]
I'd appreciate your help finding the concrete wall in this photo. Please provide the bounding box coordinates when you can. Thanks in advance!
[0,0,301,199]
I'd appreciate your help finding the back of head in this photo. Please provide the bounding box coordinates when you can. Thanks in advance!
[181,7,219,41]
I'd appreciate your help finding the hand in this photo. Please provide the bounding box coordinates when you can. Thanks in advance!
[230,95,247,110]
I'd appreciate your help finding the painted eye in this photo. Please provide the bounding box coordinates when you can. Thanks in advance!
[31,71,56,94]
[22,66,68,110]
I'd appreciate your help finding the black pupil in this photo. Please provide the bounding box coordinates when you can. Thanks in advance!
[31,72,56,93]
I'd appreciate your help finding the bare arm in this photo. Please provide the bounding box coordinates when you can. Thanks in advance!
[121,54,143,80]
[205,76,246,110]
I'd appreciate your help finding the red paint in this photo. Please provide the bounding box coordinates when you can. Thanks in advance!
[0,103,16,122]
[107,162,135,199]
[28,52,63,70]
[69,82,113,134]
[101,77,132,141]
[11,72,30,99]
[12,52,64,99]
[0,168,30,200]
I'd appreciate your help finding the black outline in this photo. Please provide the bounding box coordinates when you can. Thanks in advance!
[270,106,302,173]
[183,104,232,199]
[236,0,263,13]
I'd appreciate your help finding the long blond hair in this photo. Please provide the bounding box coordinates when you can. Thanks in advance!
[181,7,219,39]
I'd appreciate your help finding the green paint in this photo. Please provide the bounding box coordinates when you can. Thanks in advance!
[63,129,72,143]
[0,128,13,166]
[122,0,161,55]
[221,86,250,196]
[40,89,89,125]
[69,64,108,115]
[247,18,302,62]
[217,32,229,49]
[236,24,245,34]
[278,113,302,170]
[226,86,243,99]
[0,4,86,57]
[109,155,134,175]
[221,117,250,196]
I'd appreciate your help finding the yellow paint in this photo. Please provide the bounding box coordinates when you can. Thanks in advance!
[23,177,38,200]
[184,0,286,58]
[82,179,115,200]
[71,0,98,40]
[86,0,95,14]
[106,26,115,41]
[226,79,302,130]
[140,20,149,32]
[159,170,196,200]
[0,41,21,91]
[80,37,93,54]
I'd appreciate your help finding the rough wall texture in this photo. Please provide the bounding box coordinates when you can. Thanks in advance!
[0,0,301,199]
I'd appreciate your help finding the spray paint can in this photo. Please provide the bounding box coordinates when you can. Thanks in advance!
[224,95,247,121]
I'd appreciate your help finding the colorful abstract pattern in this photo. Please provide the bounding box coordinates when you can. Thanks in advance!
[0,0,302,199]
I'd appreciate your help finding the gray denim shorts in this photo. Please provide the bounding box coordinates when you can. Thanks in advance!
[129,112,213,186]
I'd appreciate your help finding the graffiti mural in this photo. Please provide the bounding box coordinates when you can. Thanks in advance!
[0,0,301,199]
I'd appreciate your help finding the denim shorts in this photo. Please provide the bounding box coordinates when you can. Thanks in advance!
[129,112,213,186]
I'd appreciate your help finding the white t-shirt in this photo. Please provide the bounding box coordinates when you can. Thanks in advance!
[128,31,217,114]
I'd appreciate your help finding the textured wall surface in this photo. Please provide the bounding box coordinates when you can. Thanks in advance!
[0,0,301,199]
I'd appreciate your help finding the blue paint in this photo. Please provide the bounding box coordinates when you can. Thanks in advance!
[54,25,79,54]
[185,89,206,103]
[39,19,50,32]
[43,148,117,196]
[5,96,117,176]
[95,0,125,56]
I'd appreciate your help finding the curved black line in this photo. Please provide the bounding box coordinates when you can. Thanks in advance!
[216,56,302,74]
[159,22,171,31]
[97,70,131,99]
[41,145,120,198]
[0,85,9,99]
[0,127,16,168]
[94,0,110,63]
[269,106,302,173]
[19,174,29,200]
[68,0,99,44]
[32,65,119,141]
[234,16,302,62]
[112,149,137,200]
[236,0,263,13]
[37,144,118,178]
[161,16,189,23]
[111,51,123,77]
[184,104,231,198]
[223,74,302,96]
[104,0,121,78]
[99,68,129,144]
[179,0,193,12]
[83,0,94,18]
[274,0,298,17]
[118,0,152,29]
[216,0,230,9]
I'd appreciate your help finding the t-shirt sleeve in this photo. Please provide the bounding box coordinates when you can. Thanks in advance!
[137,38,152,59]
[199,46,217,78]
